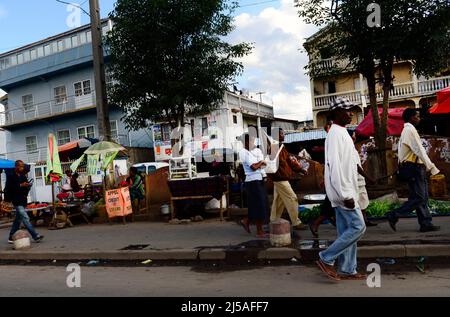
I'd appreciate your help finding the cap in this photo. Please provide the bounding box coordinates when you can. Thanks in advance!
[329,97,356,111]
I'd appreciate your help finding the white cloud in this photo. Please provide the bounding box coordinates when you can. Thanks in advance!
[229,0,318,121]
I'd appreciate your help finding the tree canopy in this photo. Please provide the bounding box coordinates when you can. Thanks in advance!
[106,0,252,129]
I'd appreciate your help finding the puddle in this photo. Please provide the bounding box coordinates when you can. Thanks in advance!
[120,244,150,250]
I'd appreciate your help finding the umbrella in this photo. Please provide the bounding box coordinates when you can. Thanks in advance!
[45,133,63,182]
[429,87,450,114]
[84,141,125,155]
[356,107,406,138]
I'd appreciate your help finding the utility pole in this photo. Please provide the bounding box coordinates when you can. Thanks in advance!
[89,0,111,141]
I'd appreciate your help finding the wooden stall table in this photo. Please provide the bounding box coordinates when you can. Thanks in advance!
[50,202,91,228]
[25,205,53,227]
[168,176,230,221]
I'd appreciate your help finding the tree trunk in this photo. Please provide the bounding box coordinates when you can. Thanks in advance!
[364,67,387,183]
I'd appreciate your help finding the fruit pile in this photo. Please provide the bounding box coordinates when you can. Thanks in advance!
[26,203,49,209]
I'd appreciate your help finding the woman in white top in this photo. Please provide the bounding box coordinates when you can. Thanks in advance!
[238,132,269,238]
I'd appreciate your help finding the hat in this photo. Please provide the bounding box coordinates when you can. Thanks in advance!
[329,97,356,111]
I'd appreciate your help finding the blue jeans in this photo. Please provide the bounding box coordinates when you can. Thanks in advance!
[9,205,39,241]
[319,207,366,275]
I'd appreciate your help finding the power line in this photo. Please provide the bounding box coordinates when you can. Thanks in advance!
[238,0,280,8]
[55,0,90,16]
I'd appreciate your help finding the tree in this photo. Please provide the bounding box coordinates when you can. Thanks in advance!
[297,0,450,181]
[106,0,252,129]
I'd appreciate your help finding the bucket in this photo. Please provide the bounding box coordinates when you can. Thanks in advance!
[14,237,31,250]
[161,204,170,216]
[430,174,447,198]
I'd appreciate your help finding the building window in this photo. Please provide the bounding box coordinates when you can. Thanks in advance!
[10,55,17,66]
[202,117,208,135]
[78,125,95,139]
[17,53,24,64]
[54,86,68,104]
[26,136,38,154]
[110,121,119,141]
[162,124,171,142]
[57,130,71,146]
[23,51,30,63]
[37,47,44,58]
[65,37,72,50]
[86,31,92,42]
[57,40,64,52]
[79,32,87,44]
[22,94,34,112]
[71,35,79,47]
[233,115,238,124]
[30,49,37,60]
[190,119,195,139]
[44,44,51,56]
[74,80,91,96]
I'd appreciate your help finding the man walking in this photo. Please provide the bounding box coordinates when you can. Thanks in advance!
[269,128,304,230]
[386,108,440,232]
[316,98,366,281]
[5,160,44,243]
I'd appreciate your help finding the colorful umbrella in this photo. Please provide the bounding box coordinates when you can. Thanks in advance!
[84,141,125,155]
[45,133,63,182]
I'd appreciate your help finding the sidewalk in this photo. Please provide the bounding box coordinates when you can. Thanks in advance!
[0,217,449,262]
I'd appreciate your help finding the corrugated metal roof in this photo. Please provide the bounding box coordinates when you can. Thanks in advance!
[284,130,327,143]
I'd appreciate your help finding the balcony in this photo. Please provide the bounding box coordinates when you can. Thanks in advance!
[313,75,450,110]
[0,92,96,128]
[310,58,353,76]
[225,92,274,119]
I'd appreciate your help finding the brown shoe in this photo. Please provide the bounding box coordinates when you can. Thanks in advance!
[316,259,341,281]
[339,272,367,280]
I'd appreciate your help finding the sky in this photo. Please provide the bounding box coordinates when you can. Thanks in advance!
[0,0,318,121]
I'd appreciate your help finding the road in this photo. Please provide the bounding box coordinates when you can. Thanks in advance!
[1,264,450,297]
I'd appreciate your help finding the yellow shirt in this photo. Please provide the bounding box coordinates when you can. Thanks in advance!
[398,123,439,175]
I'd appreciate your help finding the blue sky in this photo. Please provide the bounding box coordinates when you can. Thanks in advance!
[0,0,316,120]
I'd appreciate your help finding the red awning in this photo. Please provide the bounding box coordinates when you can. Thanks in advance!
[429,87,450,114]
[356,107,406,138]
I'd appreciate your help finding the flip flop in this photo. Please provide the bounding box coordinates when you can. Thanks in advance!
[240,219,251,234]
[338,273,367,280]
[309,224,319,238]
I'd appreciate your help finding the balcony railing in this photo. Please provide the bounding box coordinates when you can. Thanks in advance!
[314,75,450,110]
[0,92,96,126]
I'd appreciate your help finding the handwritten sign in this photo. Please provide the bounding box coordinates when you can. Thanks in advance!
[105,189,124,219]
[120,187,133,216]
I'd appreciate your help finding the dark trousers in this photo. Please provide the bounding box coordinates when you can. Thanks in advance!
[389,164,432,227]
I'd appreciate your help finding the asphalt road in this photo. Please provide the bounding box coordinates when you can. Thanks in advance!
[1,264,450,297]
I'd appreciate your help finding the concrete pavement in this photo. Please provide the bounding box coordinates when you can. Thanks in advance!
[0,217,450,262]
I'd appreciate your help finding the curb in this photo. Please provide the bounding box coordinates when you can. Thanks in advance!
[1,244,450,262]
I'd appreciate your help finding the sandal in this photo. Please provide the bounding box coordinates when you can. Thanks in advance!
[240,219,251,234]
[256,233,269,239]
[338,272,367,280]
[309,223,319,238]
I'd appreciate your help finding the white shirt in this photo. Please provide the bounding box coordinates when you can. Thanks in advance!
[251,147,267,178]
[239,148,263,182]
[325,124,360,209]
[398,123,440,175]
